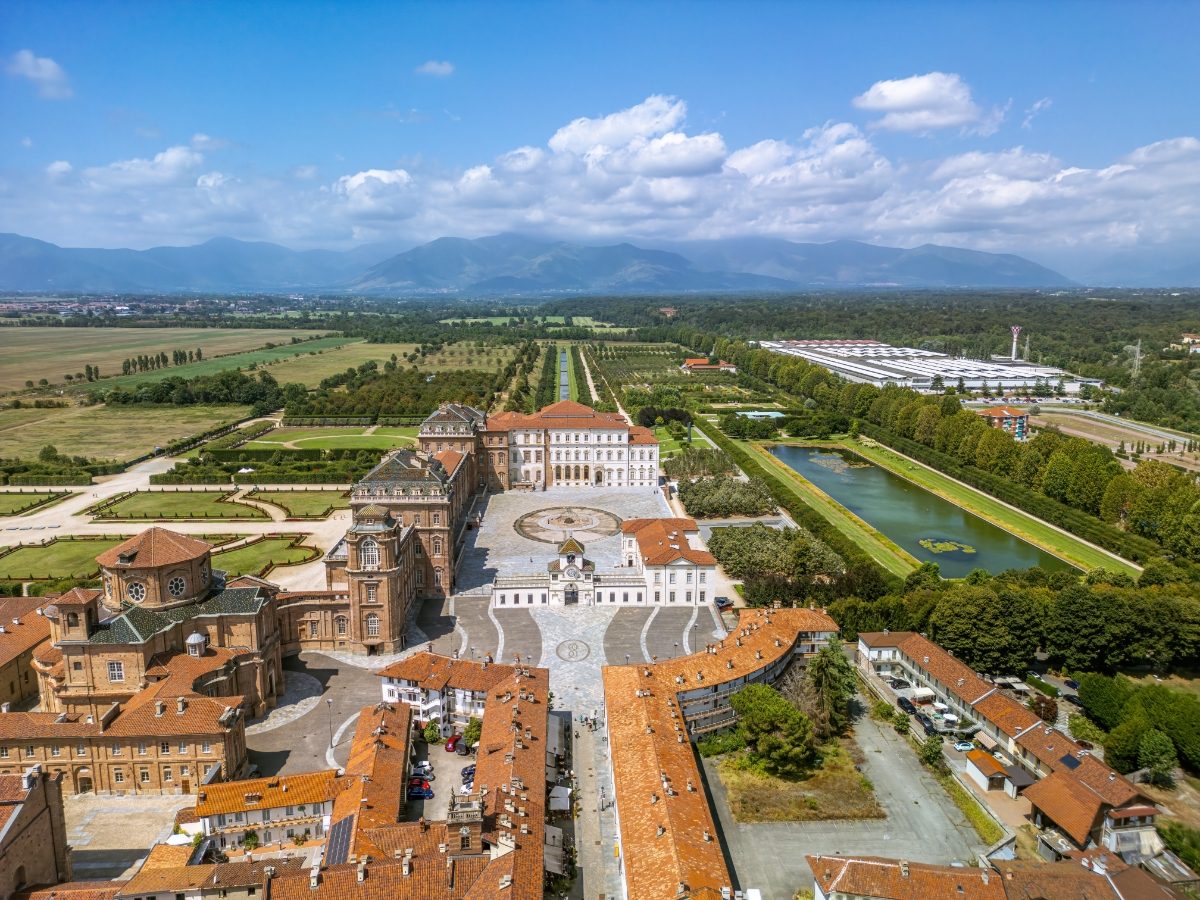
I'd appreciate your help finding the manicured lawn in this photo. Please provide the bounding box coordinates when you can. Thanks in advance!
[842,438,1141,577]
[0,404,252,462]
[0,534,239,580]
[749,442,917,578]
[0,491,72,516]
[715,740,883,823]
[266,341,517,385]
[247,490,349,518]
[94,491,268,520]
[244,426,418,451]
[0,327,327,393]
[212,536,319,577]
[0,537,128,579]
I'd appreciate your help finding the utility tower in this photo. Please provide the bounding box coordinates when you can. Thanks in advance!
[1010,325,1022,361]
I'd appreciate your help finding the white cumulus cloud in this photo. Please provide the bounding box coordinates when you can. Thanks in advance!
[415,60,454,77]
[549,95,686,154]
[83,146,204,189]
[854,72,1003,134]
[45,160,72,178]
[5,49,72,99]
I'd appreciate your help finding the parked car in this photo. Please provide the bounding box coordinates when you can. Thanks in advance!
[1064,679,1080,690]
[715,596,734,610]
[408,777,432,790]
[898,697,917,715]
[445,734,462,752]
[1063,694,1083,707]
[413,760,433,774]
[461,764,476,779]
[890,679,911,690]
[953,741,975,752]
[455,740,472,756]
[916,714,937,736]
[459,783,474,795]
[407,785,434,800]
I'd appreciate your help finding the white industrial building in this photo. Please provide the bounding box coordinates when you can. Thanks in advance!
[758,339,1098,393]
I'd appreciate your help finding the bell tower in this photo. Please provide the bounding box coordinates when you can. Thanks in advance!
[345,504,408,654]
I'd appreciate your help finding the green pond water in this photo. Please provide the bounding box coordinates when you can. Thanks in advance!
[770,445,1073,577]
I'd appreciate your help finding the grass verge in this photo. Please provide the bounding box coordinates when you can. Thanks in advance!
[91,490,268,520]
[0,491,73,516]
[212,535,319,578]
[247,490,349,518]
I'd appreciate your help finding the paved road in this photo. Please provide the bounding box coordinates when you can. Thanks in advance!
[707,705,984,900]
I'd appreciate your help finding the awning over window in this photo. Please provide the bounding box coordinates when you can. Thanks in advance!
[909,687,935,700]
[975,731,998,750]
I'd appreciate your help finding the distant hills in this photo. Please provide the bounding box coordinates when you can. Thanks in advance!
[0,231,1085,293]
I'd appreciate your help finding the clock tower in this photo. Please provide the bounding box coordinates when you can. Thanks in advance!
[550,535,594,605]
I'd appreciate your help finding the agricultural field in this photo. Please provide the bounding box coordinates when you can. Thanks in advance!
[264,340,518,385]
[243,425,418,450]
[0,491,73,516]
[91,491,268,520]
[1031,411,1200,473]
[0,403,252,462]
[78,336,350,393]
[0,327,327,394]
[211,535,319,577]
[247,490,349,518]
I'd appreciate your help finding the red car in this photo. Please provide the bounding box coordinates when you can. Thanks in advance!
[445,734,461,753]
[408,777,431,790]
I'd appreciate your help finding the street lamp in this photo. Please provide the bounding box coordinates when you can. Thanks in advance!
[673,642,678,658]
[326,698,334,749]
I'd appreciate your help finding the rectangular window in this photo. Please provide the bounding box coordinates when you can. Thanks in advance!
[308,620,318,637]
[164,767,173,781]
[433,513,441,525]
[181,765,189,777]
[0,747,8,759]
[366,584,378,603]
[25,745,35,757]
[76,743,86,756]
[699,591,706,603]
[699,571,707,583]
[654,591,660,603]
[686,591,692,603]
[669,591,676,603]
[107,660,124,682]
[160,741,171,754]
[113,769,124,784]
[139,769,150,783]
[51,745,61,757]
[686,571,693,583]
[179,741,187,754]
[668,572,676,585]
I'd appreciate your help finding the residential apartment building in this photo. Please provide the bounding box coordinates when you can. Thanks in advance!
[977,405,1029,440]
[602,608,838,900]
[194,769,341,851]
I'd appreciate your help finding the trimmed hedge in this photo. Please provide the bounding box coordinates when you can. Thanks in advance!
[856,422,1158,564]
[694,417,899,589]
[206,448,324,462]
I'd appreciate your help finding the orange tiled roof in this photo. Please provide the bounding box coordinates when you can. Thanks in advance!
[896,634,994,704]
[96,527,213,569]
[628,425,658,445]
[484,400,629,432]
[0,596,51,665]
[0,772,31,803]
[978,406,1028,418]
[104,694,243,737]
[46,587,102,606]
[621,518,714,567]
[433,449,464,475]
[120,857,306,895]
[808,855,1007,899]
[1024,770,1107,846]
[271,856,488,900]
[1017,725,1085,771]
[857,630,916,648]
[137,842,195,870]
[16,883,123,900]
[375,654,516,694]
[972,692,1041,738]
[196,768,341,817]
[0,710,101,739]
[966,749,1006,778]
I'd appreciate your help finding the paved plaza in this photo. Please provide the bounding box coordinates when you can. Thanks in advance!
[455,485,672,591]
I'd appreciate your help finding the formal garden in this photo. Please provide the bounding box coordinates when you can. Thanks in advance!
[0,490,74,516]
[89,490,269,520]
[246,489,350,518]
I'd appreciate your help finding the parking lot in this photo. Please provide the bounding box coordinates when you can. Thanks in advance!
[404,735,473,822]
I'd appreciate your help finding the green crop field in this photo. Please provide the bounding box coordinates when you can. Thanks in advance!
[80,336,351,393]
[244,425,418,450]
[92,490,268,520]
[0,491,73,516]
[248,490,349,518]
[264,341,518,386]
[0,403,252,462]
[212,536,319,577]
[0,327,328,394]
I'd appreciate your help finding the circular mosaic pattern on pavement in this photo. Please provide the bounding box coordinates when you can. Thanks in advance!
[555,639,591,662]
[514,506,623,544]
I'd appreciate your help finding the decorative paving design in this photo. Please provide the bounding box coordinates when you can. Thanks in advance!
[513,506,623,544]
[555,638,591,662]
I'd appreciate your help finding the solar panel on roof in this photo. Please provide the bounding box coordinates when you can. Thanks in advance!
[324,816,353,865]
[1059,753,1081,770]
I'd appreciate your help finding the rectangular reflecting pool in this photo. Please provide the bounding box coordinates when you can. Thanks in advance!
[770,445,1073,577]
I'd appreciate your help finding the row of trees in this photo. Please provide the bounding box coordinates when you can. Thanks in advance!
[677,475,776,518]
[100,370,301,416]
[119,347,203,375]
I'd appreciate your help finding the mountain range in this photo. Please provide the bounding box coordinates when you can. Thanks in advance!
[0,231,1088,294]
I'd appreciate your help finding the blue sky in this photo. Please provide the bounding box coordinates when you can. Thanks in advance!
[2,0,1198,277]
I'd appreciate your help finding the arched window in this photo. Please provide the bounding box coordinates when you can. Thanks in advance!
[574,465,580,479]
[66,612,79,628]
[433,538,443,557]
[365,614,380,637]
[583,465,589,480]
[460,826,471,850]
[555,465,562,480]
[360,539,380,571]
[335,616,348,636]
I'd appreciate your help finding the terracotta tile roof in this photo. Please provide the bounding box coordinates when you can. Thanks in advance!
[1073,756,1143,808]
[0,596,51,665]
[1025,770,1107,846]
[603,666,731,900]
[104,694,244,737]
[144,646,240,697]
[603,609,837,900]
[96,527,213,569]
[485,400,629,432]
[432,449,464,475]
[0,772,31,802]
[0,710,101,739]
[621,517,715,566]
[807,855,1007,899]
[972,693,1041,738]
[993,858,1136,899]
[46,587,102,606]
[271,856,488,900]
[856,630,915,648]
[196,769,341,817]
[16,882,123,900]
[967,749,1007,779]
[978,406,1028,418]
[1017,725,1085,771]
[375,654,515,694]
[120,857,306,895]
[897,634,993,704]
[628,426,658,445]
[138,842,195,869]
